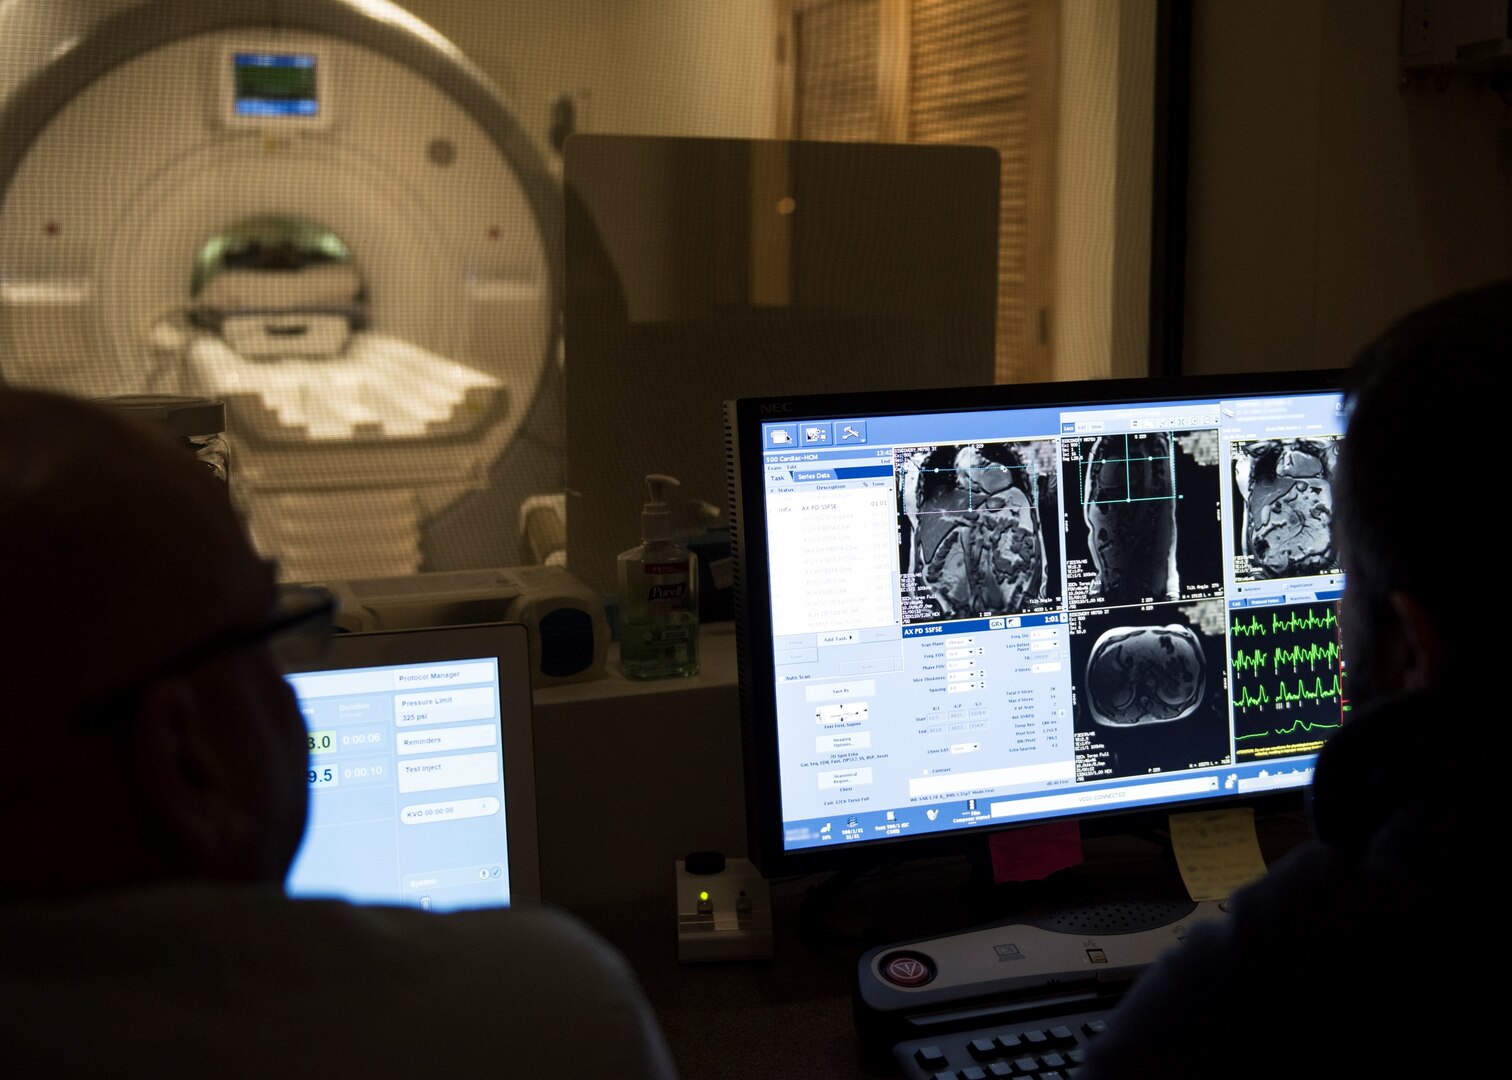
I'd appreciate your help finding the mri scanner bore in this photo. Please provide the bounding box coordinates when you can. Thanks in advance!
[0,0,562,584]
[182,215,501,443]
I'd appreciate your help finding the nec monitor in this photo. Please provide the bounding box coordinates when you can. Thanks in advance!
[726,370,1348,878]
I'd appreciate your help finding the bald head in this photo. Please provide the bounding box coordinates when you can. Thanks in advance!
[0,388,308,896]
[0,388,272,713]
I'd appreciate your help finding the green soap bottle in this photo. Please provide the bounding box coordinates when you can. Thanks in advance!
[617,474,700,679]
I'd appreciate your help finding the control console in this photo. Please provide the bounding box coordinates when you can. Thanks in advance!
[855,897,1226,1064]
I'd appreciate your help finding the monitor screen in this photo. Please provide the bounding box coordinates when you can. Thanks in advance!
[727,370,1349,877]
[281,623,540,912]
[232,52,320,118]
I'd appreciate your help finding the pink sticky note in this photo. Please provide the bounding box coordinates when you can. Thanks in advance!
[988,821,1084,883]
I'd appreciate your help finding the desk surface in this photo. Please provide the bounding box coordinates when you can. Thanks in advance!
[586,881,870,1078]
[574,819,1311,1079]
[579,867,938,1080]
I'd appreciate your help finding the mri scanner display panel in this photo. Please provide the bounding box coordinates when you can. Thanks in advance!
[232,52,320,119]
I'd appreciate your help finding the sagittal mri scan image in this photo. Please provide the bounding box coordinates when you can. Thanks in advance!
[1231,437,1340,582]
[897,439,1060,623]
[1063,430,1223,609]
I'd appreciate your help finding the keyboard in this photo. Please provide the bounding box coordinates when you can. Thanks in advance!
[891,1004,1112,1079]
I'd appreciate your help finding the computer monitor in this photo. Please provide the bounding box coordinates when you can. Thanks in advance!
[562,134,1001,607]
[726,369,1349,879]
[282,621,541,911]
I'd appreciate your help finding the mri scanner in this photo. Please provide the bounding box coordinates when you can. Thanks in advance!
[0,0,563,583]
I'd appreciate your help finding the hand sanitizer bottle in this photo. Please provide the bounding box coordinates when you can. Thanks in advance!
[617,474,700,679]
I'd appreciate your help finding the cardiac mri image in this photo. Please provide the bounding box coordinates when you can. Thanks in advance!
[897,439,1061,623]
[1231,437,1341,582]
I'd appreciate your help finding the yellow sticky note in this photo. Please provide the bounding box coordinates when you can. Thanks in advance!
[1168,807,1269,902]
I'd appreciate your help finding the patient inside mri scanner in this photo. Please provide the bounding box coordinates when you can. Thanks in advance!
[175,215,501,442]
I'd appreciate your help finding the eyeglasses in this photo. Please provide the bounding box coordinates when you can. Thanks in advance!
[74,583,336,727]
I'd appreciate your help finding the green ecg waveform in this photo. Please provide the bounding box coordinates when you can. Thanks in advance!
[1232,675,1343,709]
[1231,608,1339,637]
[1232,641,1343,675]
[1234,716,1342,740]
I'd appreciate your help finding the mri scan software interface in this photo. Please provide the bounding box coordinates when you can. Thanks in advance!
[728,371,1348,870]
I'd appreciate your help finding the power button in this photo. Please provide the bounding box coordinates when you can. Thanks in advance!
[879,951,935,988]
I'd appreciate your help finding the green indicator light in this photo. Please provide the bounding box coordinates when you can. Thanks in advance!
[698,890,710,902]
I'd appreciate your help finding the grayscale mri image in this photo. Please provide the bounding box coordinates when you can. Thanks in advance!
[897,439,1061,623]
[1231,437,1340,582]
[1233,435,1342,580]
[1062,430,1223,610]
[1070,600,1231,781]
[1084,623,1205,727]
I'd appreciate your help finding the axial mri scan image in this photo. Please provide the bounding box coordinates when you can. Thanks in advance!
[1083,623,1207,728]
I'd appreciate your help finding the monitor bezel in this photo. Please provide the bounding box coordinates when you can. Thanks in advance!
[727,367,1349,880]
